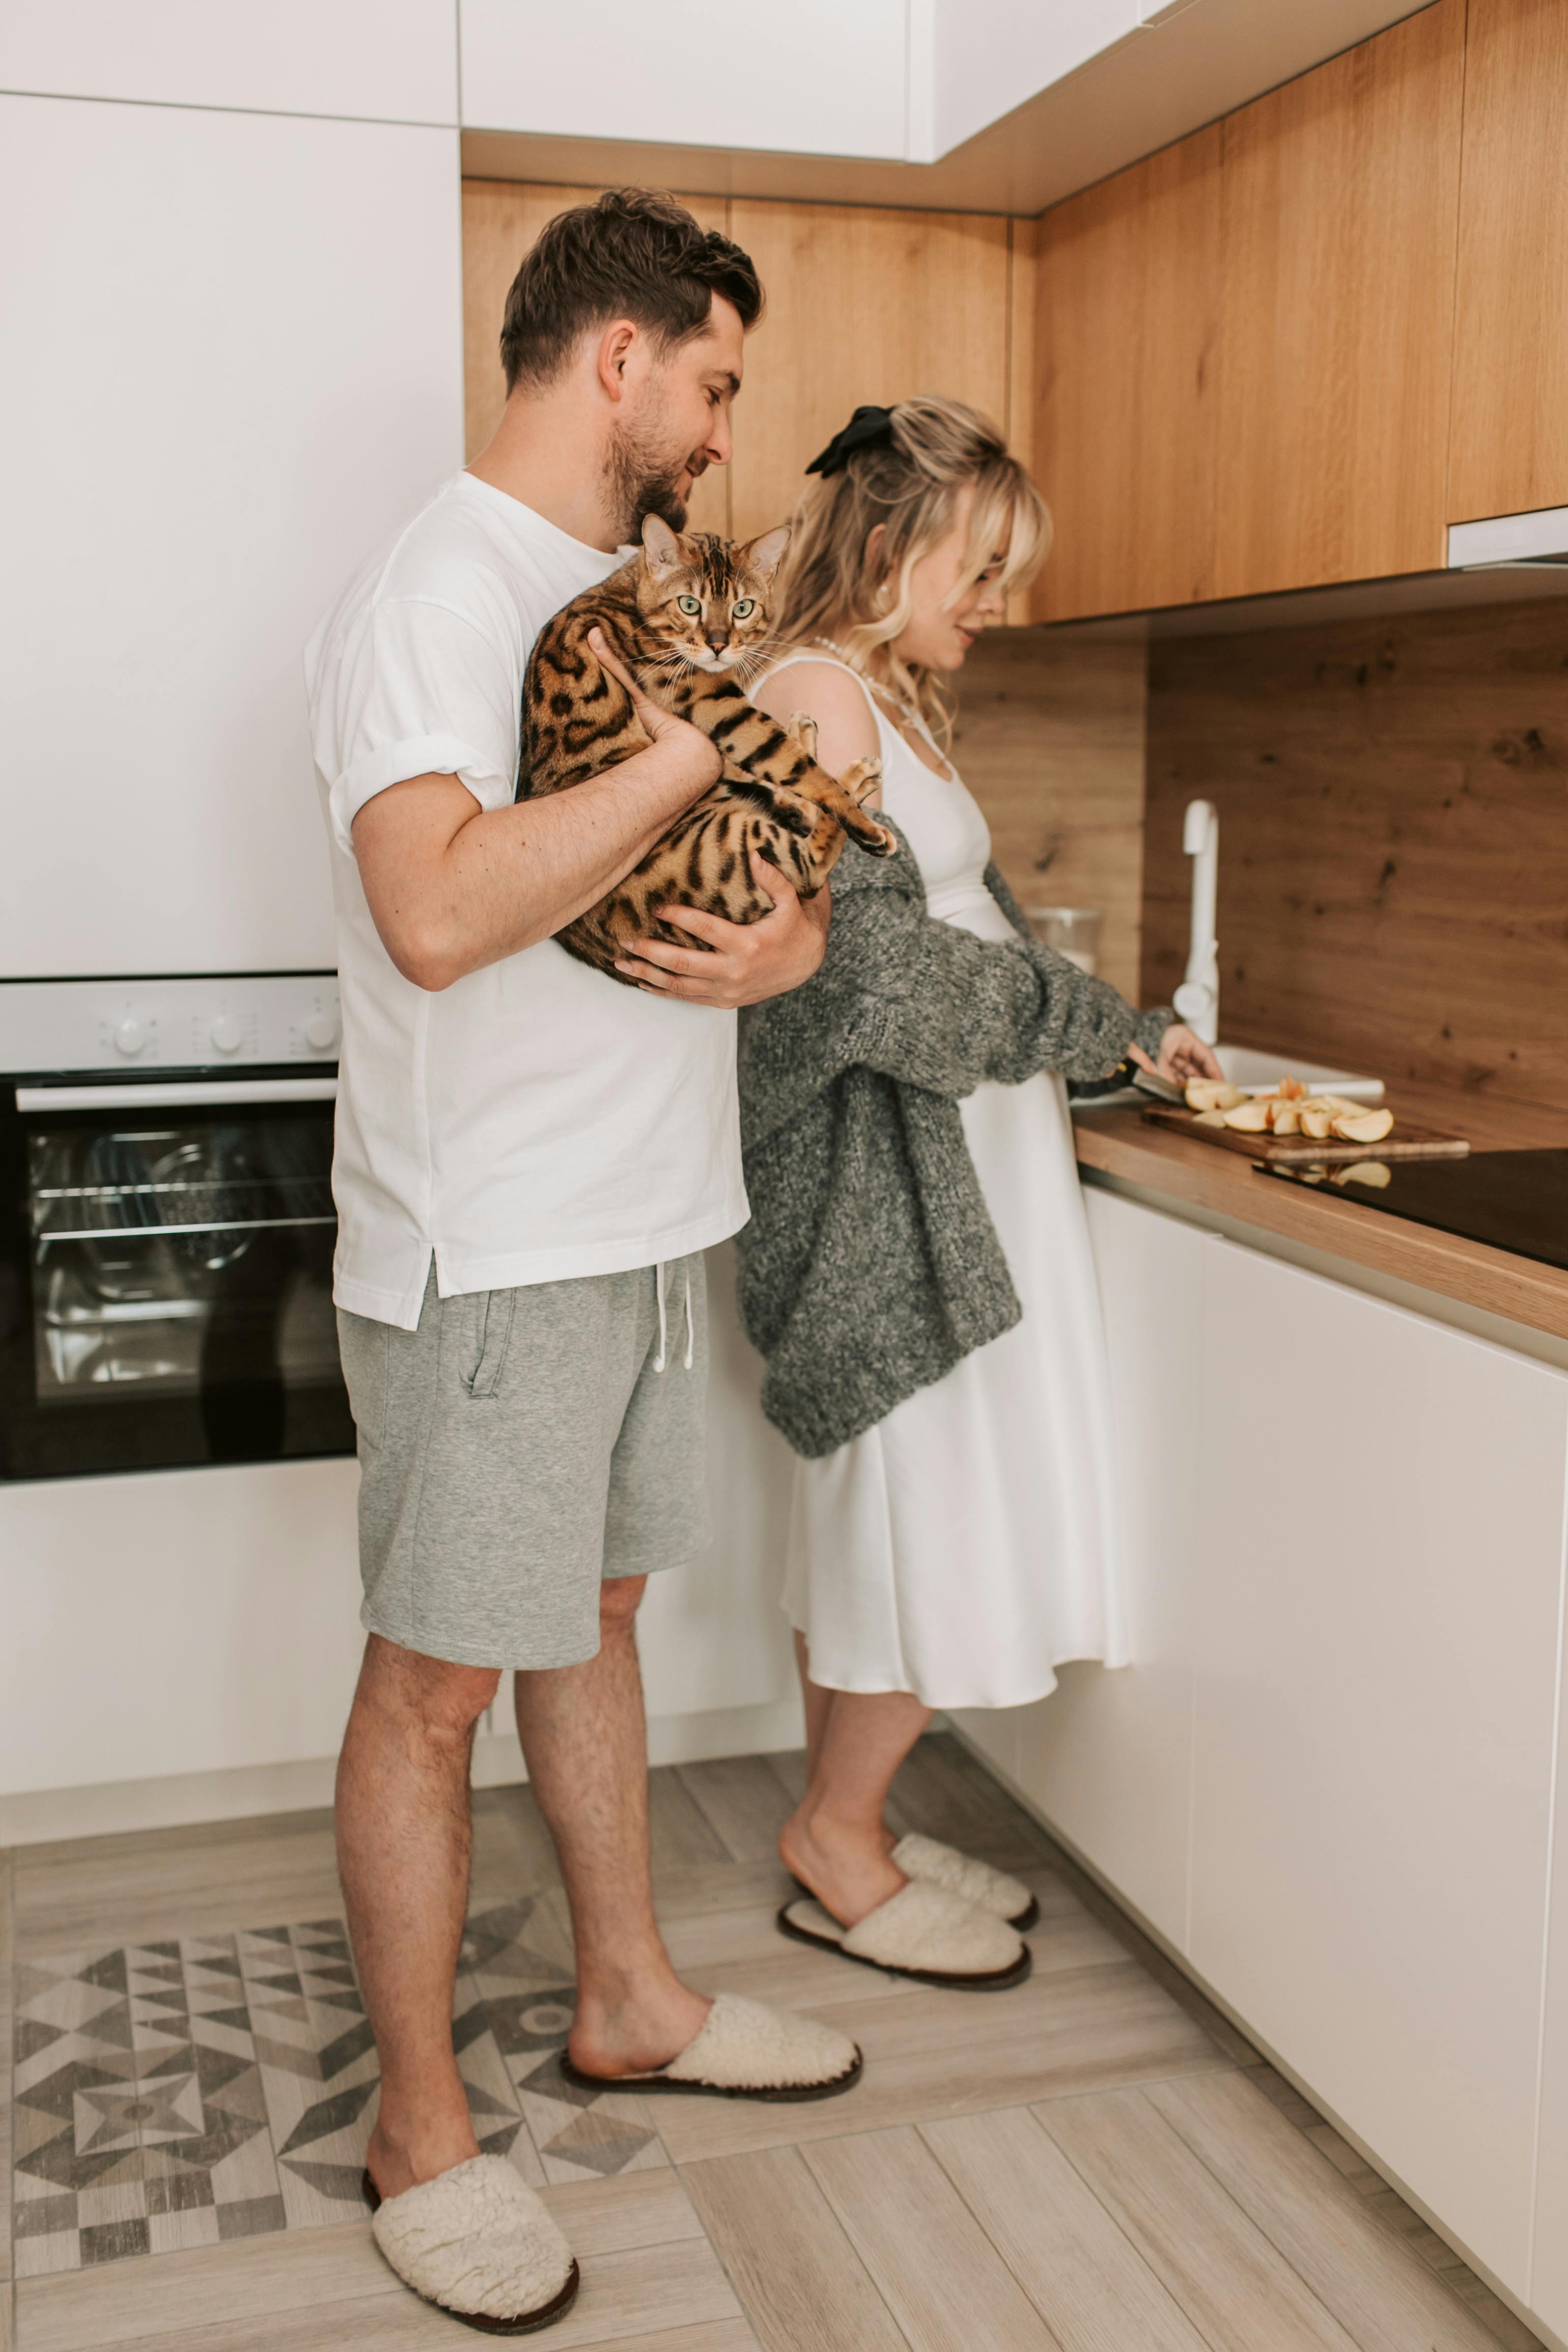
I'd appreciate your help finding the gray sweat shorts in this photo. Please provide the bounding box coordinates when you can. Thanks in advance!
[336,1254,709,1670]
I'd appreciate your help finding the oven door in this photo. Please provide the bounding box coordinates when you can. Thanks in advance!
[0,1075,354,1478]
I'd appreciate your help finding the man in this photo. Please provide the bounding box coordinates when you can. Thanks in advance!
[305,189,859,2335]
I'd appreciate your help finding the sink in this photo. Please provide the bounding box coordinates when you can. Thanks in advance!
[1216,1045,1384,1103]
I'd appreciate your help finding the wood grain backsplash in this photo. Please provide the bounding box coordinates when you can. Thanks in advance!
[954,626,1148,1001]
[1141,597,1568,1110]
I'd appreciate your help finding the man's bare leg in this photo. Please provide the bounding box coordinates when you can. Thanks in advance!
[513,1576,709,2076]
[337,1634,499,2199]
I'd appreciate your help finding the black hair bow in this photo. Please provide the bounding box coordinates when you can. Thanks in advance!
[805,404,895,477]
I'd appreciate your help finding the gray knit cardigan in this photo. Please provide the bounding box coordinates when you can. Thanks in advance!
[734,818,1171,1459]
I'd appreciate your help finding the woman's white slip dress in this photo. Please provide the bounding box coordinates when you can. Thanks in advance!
[769,656,1127,1710]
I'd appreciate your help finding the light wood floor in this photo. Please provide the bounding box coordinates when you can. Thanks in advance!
[1,1734,1542,2352]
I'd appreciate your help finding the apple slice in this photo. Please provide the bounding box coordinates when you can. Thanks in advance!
[1192,1107,1227,1127]
[1269,1104,1301,1136]
[1223,1100,1273,1131]
[1299,1107,1337,1139]
[1331,1108,1395,1144]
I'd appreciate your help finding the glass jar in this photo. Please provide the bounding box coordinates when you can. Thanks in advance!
[1024,906,1101,975]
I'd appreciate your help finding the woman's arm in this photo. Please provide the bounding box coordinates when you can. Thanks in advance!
[738,835,1141,1144]
[753,659,882,798]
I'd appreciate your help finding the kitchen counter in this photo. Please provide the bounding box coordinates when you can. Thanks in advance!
[1073,1079,1568,1349]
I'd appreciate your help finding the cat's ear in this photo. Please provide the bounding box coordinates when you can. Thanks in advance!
[742,524,792,586]
[642,514,685,578]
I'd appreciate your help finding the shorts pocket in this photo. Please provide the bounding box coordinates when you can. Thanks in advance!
[337,1309,391,1450]
[462,1289,516,1400]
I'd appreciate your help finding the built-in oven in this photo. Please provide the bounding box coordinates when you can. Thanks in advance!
[0,974,353,1480]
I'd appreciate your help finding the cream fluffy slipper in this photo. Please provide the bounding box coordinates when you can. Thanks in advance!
[559,1992,862,2102]
[778,1877,1031,1990]
[892,1832,1040,1930]
[365,2155,578,2335]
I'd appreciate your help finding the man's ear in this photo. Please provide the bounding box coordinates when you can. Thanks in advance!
[743,525,792,586]
[642,515,684,576]
[597,318,638,397]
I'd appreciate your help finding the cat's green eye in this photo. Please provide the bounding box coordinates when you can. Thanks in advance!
[732,599,756,619]
[677,595,702,616]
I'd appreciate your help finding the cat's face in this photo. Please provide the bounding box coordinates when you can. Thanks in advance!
[636,515,790,676]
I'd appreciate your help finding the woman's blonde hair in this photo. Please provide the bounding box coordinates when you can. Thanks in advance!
[772,394,1051,744]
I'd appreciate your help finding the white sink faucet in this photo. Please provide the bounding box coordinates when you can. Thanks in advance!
[1172,798,1219,1044]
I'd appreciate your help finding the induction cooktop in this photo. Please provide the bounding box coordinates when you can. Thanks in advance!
[1262,1148,1568,1274]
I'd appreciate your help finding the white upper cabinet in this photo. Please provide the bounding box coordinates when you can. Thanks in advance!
[0,96,463,977]
[920,0,1139,160]
[0,0,458,124]
[458,0,909,158]
[1191,1241,1568,2300]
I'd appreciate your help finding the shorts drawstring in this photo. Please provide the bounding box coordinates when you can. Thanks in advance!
[651,1260,695,1375]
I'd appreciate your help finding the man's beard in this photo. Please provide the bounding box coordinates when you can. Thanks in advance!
[606,416,707,541]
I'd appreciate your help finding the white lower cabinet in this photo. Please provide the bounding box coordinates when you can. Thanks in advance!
[0,1459,366,1798]
[994,1190,1568,2316]
[637,1243,798,1718]
[1191,1241,1567,2298]
[1536,1630,1568,2337]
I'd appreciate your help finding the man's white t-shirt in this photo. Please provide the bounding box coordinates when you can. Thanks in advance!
[304,471,747,1330]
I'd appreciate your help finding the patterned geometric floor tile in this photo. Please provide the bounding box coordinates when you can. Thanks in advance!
[10,1893,659,2274]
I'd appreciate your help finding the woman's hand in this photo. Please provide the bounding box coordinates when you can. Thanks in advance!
[1130,1026,1224,1087]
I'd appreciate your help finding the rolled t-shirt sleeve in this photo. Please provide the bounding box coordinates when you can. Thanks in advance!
[321,596,522,852]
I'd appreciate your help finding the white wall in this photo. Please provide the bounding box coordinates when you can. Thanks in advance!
[0,0,458,123]
[0,95,464,977]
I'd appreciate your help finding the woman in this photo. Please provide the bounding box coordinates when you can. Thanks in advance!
[741,396,1221,1988]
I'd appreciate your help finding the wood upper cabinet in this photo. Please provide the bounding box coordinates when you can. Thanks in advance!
[1448,0,1568,524]
[1030,129,1222,624]
[1211,0,1465,599]
[1028,0,1466,619]
[724,199,1012,544]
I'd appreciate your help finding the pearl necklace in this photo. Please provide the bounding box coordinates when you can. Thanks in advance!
[811,637,932,739]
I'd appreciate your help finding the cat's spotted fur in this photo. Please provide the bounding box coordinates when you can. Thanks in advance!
[521,515,894,981]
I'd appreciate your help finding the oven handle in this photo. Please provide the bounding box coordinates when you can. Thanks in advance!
[15,1078,338,1110]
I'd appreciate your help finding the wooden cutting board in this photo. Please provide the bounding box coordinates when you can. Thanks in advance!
[1141,1106,1471,1163]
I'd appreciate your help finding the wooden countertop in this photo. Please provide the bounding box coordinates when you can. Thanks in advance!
[1072,1079,1568,1345]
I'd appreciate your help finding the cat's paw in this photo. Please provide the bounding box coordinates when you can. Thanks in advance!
[785,710,819,763]
[839,754,883,808]
[840,804,898,857]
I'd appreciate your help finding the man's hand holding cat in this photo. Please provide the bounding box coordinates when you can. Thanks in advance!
[617,860,830,1008]
[588,627,720,798]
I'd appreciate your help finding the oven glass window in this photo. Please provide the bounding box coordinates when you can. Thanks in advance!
[5,1102,353,1476]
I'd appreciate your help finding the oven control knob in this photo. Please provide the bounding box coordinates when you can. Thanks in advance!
[210,1014,243,1056]
[113,1017,148,1057]
[304,1009,339,1053]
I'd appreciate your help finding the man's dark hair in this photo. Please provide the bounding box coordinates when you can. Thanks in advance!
[499,187,763,395]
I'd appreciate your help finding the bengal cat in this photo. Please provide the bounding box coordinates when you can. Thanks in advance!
[520,515,895,982]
